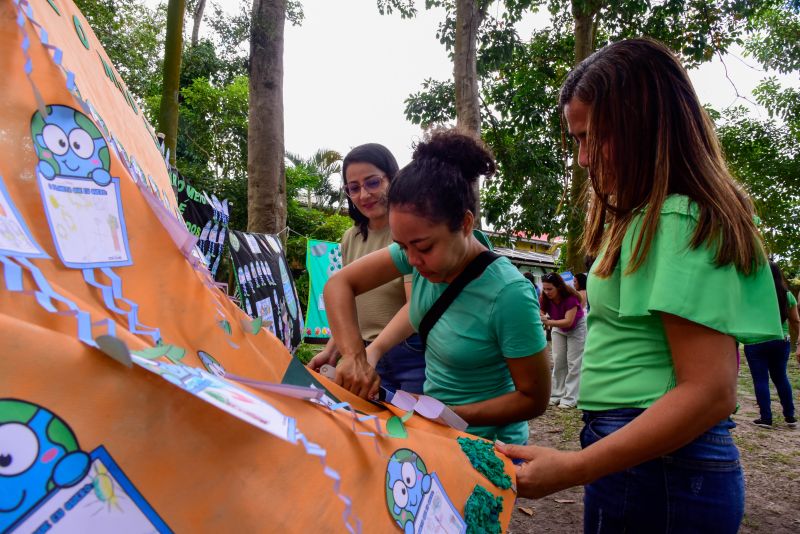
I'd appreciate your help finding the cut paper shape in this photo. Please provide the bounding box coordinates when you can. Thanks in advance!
[456,437,512,490]
[95,335,132,368]
[132,356,297,444]
[282,356,341,408]
[223,374,324,401]
[0,176,47,258]
[132,344,186,364]
[0,174,116,347]
[385,449,465,534]
[390,391,468,432]
[30,105,160,344]
[197,350,226,377]
[386,410,414,439]
[463,485,503,534]
[244,233,261,254]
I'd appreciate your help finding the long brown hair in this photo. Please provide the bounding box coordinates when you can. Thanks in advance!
[559,38,765,277]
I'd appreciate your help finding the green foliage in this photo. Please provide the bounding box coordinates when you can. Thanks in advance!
[393,0,792,261]
[717,107,800,277]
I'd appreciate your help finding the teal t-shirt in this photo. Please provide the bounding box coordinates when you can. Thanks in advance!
[579,195,783,411]
[784,291,797,337]
[388,232,547,444]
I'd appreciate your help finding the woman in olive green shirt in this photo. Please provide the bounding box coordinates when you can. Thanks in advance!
[498,39,782,533]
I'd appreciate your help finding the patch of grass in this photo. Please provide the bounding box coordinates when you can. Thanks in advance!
[549,408,583,448]
[293,342,323,365]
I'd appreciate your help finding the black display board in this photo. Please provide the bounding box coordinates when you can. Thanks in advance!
[228,230,303,351]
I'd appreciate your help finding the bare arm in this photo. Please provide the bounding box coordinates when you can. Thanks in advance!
[451,348,551,426]
[543,307,578,329]
[498,313,738,498]
[366,281,415,367]
[788,302,799,347]
[324,248,404,398]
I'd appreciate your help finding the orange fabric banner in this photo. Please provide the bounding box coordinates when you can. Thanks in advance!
[0,0,516,532]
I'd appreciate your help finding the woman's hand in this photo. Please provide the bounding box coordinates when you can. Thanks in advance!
[335,354,381,399]
[307,346,339,371]
[494,442,588,499]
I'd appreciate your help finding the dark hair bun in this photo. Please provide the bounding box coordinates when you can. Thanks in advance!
[412,128,496,184]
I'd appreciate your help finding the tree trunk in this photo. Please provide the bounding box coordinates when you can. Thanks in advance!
[454,0,486,228]
[248,0,287,235]
[564,0,598,273]
[158,0,186,167]
[191,0,206,47]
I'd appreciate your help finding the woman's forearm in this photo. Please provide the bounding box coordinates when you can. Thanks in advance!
[324,275,366,361]
[367,303,415,366]
[451,390,545,427]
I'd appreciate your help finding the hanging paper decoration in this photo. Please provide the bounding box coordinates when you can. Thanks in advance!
[172,169,229,277]
[0,173,115,346]
[303,239,341,341]
[228,230,303,351]
[30,104,160,344]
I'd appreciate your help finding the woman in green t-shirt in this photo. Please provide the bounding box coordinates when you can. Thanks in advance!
[497,38,783,533]
[323,129,551,444]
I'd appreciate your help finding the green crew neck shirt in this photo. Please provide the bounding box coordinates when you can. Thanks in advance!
[579,195,783,411]
[388,231,547,444]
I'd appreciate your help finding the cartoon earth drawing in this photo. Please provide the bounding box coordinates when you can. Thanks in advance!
[31,105,112,186]
[386,448,432,534]
[0,399,91,531]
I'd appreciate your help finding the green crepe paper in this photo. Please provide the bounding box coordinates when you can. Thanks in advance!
[386,410,414,438]
[457,437,512,490]
[464,485,503,534]
[133,344,186,364]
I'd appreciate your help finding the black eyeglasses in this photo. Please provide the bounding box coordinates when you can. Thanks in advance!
[344,175,386,197]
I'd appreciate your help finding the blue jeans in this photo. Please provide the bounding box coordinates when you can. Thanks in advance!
[375,334,426,394]
[744,339,795,423]
[581,408,744,534]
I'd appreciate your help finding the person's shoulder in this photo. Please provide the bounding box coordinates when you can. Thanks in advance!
[341,225,359,243]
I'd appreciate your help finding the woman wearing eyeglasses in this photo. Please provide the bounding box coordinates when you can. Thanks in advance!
[308,143,426,394]
[540,272,586,409]
[323,129,551,445]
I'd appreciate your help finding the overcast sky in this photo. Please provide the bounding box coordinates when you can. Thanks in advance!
[155,0,796,167]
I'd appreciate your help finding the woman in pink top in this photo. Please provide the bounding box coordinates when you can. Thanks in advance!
[540,272,586,408]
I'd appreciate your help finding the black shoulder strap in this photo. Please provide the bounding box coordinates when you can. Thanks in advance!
[418,250,500,347]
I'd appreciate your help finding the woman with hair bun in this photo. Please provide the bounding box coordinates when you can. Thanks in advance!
[324,129,551,444]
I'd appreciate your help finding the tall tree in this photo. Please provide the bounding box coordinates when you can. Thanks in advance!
[248,0,287,234]
[158,0,187,166]
[190,0,207,46]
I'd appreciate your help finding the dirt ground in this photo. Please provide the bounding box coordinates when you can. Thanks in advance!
[509,355,800,533]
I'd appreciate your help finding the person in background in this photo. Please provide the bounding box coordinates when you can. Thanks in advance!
[574,272,588,311]
[323,129,550,444]
[496,38,782,533]
[743,261,798,428]
[539,272,586,408]
[523,271,540,300]
[308,143,425,394]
